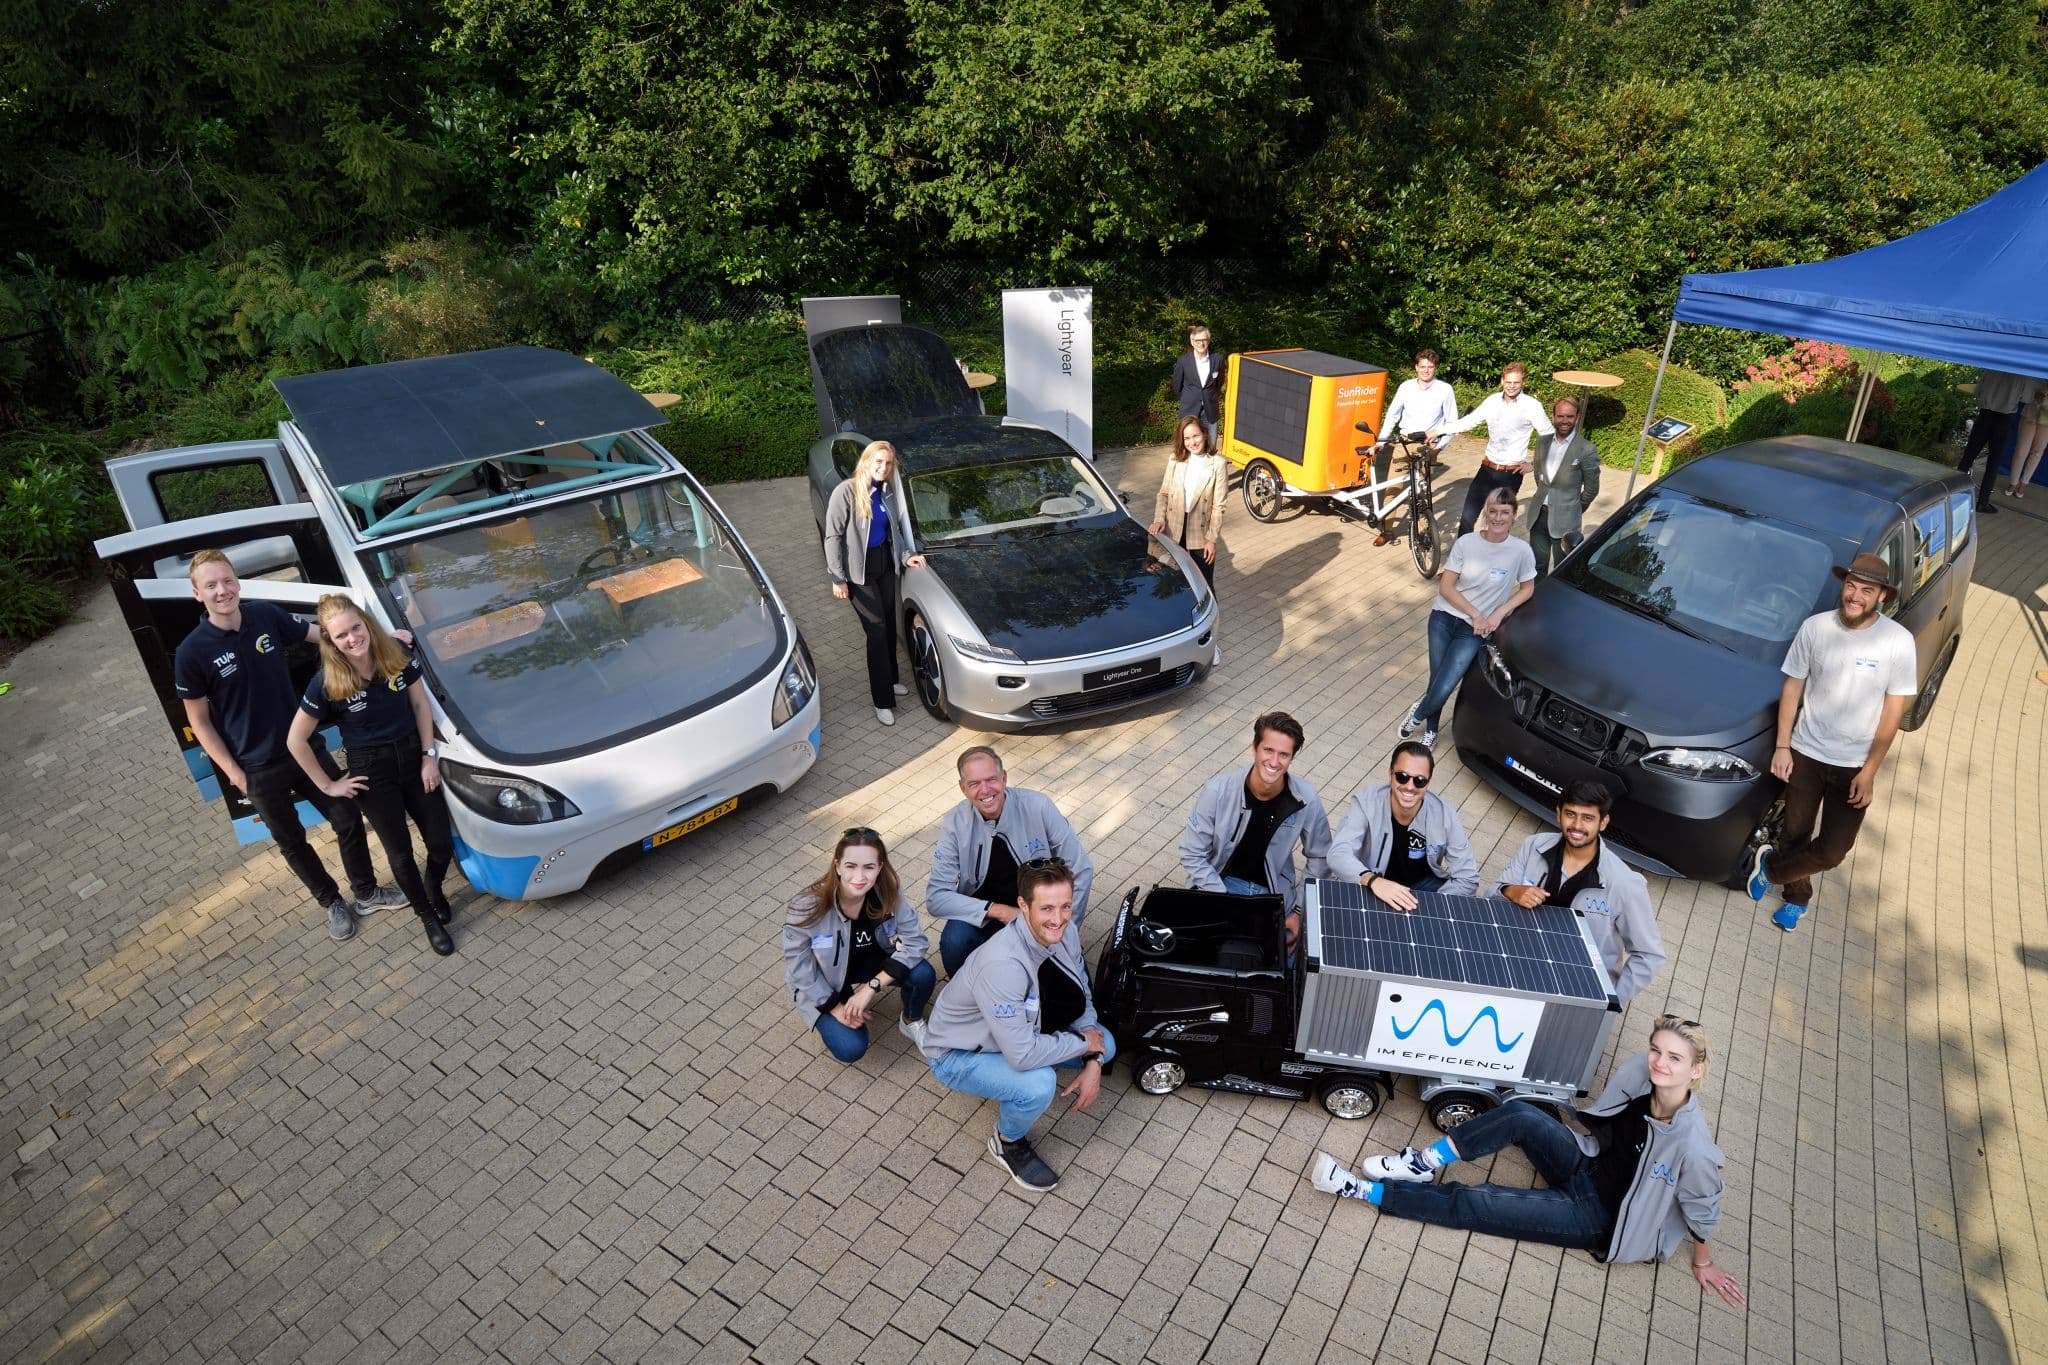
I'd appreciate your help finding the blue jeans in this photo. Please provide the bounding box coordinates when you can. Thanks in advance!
[1413,609,1484,730]
[813,961,937,1064]
[1377,1100,1611,1251]
[928,1031,1119,1141]
[940,918,1004,976]
[1222,876,1268,897]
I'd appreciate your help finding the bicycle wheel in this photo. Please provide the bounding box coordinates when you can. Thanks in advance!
[1242,459,1284,522]
[1406,461,1443,578]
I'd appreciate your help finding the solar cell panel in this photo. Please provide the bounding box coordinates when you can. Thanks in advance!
[1309,885,1609,1002]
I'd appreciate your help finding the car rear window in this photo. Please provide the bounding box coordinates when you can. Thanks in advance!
[1559,491,1840,661]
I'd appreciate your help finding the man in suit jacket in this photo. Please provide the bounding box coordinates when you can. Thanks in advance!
[1528,396,1601,576]
[1170,323,1226,446]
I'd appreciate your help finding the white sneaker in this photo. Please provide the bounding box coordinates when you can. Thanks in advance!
[897,1016,927,1049]
[893,683,910,696]
[876,707,895,726]
[1309,1151,1365,1198]
[1362,1147,1436,1183]
[1422,726,1438,749]
[1212,644,1223,666]
[1398,706,1422,739]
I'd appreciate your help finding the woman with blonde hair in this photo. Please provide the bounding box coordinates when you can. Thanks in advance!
[823,439,928,726]
[1310,1015,1746,1306]
[781,827,934,1061]
[1149,415,1228,588]
[286,594,456,956]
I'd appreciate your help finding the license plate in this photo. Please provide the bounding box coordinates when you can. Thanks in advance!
[643,796,739,850]
[1504,754,1564,799]
[1083,657,1159,690]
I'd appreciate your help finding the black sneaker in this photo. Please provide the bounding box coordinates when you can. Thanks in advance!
[1979,500,2000,515]
[988,1132,1059,1192]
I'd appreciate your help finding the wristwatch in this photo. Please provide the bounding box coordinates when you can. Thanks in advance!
[424,743,440,758]
[866,976,890,993]
[1081,1050,1105,1066]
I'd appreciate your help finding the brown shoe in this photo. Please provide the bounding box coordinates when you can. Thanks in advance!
[1373,532,1391,547]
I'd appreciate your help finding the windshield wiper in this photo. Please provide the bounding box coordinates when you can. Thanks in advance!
[1604,593,1727,650]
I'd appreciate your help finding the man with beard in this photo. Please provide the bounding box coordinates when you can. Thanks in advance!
[1745,553,1917,932]
[1494,779,1665,1007]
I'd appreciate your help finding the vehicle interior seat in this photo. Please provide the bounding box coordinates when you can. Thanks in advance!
[1131,886,1286,973]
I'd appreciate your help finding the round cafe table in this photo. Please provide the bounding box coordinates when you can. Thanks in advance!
[1551,370,1624,423]
[964,372,998,391]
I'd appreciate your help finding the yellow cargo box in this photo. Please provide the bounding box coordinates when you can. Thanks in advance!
[1223,349,1388,493]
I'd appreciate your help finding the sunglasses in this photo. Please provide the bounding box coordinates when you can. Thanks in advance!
[1019,857,1066,871]
[842,826,880,839]
[1391,772,1430,788]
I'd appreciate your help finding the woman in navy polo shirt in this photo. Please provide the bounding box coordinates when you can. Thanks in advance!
[286,594,457,956]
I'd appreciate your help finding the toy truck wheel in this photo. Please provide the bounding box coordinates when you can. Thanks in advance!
[1318,1076,1384,1120]
[1242,461,1283,522]
[1426,1088,1498,1132]
[1136,1057,1186,1096]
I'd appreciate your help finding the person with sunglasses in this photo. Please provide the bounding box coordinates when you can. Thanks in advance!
[782,827,935,1062]
[1310,1015,1746,1308]
[928,745,1094,976]
[1492,778,1665,1007]
[1327,741,1478,909]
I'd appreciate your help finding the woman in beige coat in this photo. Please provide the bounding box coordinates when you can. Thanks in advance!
[1150,415,1228,587]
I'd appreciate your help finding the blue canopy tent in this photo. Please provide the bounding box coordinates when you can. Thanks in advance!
[1628,160,2048,492]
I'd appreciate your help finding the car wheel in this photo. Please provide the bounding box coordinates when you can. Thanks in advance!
[1242,460,1284,522]
[1406,462,1443,579]
[1426,1088,1498,1133]
[1901,634,1959,732]
[1136,1056,1186,1096]
[906,608,953,723]
[1722,796,1787,891]
[1318,1075,1383,1121]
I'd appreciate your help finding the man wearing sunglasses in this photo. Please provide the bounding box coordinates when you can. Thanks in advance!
[928,745,1095,975]
[1328,742,1479,909]
[1493,779,1665,1007]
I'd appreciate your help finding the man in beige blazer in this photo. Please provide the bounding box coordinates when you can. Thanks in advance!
[1528,396,1601,576]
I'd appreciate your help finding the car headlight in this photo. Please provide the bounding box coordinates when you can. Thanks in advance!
[949,634,1022,664]
[771,634,817,727]
[1639,747,1758,782]
[441,759,583,824]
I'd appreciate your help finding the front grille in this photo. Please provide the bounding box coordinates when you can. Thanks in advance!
[1534,694,1614,757]
[1029,663,1198,719]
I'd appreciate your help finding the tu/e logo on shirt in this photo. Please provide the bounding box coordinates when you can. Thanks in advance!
[212,650,238,678]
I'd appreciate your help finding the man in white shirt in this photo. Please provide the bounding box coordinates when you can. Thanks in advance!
[1429,362,1554,535]
[1171,323,1226,447]
[1745,553,1918,931]
[1370,349,1460,546]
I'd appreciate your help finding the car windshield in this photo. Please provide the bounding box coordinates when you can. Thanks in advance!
[906,455,1120,542]
[1557,490,1838,660]
[364,473,783,762]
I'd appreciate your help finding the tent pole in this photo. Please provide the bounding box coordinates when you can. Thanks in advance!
[1845,368,1876,442]
[1627,317,1679,497]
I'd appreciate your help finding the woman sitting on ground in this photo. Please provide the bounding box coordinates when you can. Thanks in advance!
[781,828,936,1063]
[1309,1015,1746,1307]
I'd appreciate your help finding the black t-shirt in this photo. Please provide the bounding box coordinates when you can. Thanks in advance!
[1036,956,1090,1035]
[1381,811,1433,888]
[1222,780,1294,888]
[973,828,1021,927]
[1589,1092,1654,1219]
[173,601,307,769]
[1541,837,1605,909]
[845,913,891,989]
[299,657,423,749]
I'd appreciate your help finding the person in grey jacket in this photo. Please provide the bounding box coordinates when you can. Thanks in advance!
[921,859,1111,1193]
[823,439,927,725]
[781,828,935,1063]
[1328,742,1479,909]
[1178,711,1332,953]
[1310,1015,1745,1305]
[1493,779,1665,1006]
[928,745,1094,975]
[1527,396,1601,576]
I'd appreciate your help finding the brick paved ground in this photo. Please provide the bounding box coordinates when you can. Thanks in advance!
[3,442,2045,1364]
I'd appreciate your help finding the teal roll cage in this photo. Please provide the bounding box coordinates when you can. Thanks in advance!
[351,436,655,539]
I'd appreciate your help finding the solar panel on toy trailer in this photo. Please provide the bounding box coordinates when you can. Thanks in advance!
[1297,879,1619,1099]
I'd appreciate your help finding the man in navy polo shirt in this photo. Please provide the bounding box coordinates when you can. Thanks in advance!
[174,549,403,941]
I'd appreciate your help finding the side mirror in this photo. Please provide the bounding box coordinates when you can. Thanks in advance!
[1353,421,1377,439]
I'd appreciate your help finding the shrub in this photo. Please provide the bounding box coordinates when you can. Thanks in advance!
[1517,349,1727,473]
[0,557,71,640]
[367,234,595,361]
[0,457,97,568]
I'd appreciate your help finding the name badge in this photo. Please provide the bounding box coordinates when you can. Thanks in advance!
[811,932,836,951]
[1023,993,1041,1018]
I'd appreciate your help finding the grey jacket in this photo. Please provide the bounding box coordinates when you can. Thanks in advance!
[919,915,1106,1069]
[823,477,907,586]
[1496,834,1666,1006]
[781,891,929,1025]
[1327,784,1479,894]
[927,787,1094,926]
[1530,429,1601,539]
[1178,768,1331,915]
[1577,1052,1726,1264]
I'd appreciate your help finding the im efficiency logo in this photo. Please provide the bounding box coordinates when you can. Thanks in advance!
[1389,998,1526,1053]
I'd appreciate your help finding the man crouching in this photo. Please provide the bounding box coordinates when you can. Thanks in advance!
[921,858,1113,1193]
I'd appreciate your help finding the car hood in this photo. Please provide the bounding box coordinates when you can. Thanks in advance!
[926,519,1203,662]
[1498,582,1784,744]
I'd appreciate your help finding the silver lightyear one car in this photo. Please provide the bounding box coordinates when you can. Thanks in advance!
[804,323,1218,727]
[95,347,821,899]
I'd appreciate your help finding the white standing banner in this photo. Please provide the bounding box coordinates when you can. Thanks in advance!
[1002,287,1094,459]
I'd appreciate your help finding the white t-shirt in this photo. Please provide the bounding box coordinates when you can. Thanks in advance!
[1783,610,1918,767]
[1433,532,1537,623]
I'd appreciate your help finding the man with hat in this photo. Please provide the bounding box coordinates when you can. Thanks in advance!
[1746,552,1918,931]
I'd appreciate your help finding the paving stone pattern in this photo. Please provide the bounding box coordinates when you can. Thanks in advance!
[3,443,2045,1364]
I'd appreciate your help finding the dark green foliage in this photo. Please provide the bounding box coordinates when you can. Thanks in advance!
[597,326,821,485]
[0,425,120,571]
[366,234,598,360]
[0,557,72,640]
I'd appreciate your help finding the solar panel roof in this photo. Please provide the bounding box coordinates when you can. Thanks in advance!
[1311,880,1611,1002]
[272,347,668,487]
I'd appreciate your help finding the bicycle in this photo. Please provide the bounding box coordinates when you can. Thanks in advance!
[1240,424,1444,579]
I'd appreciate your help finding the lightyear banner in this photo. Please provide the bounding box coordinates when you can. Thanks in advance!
[1002,287,1094,459]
